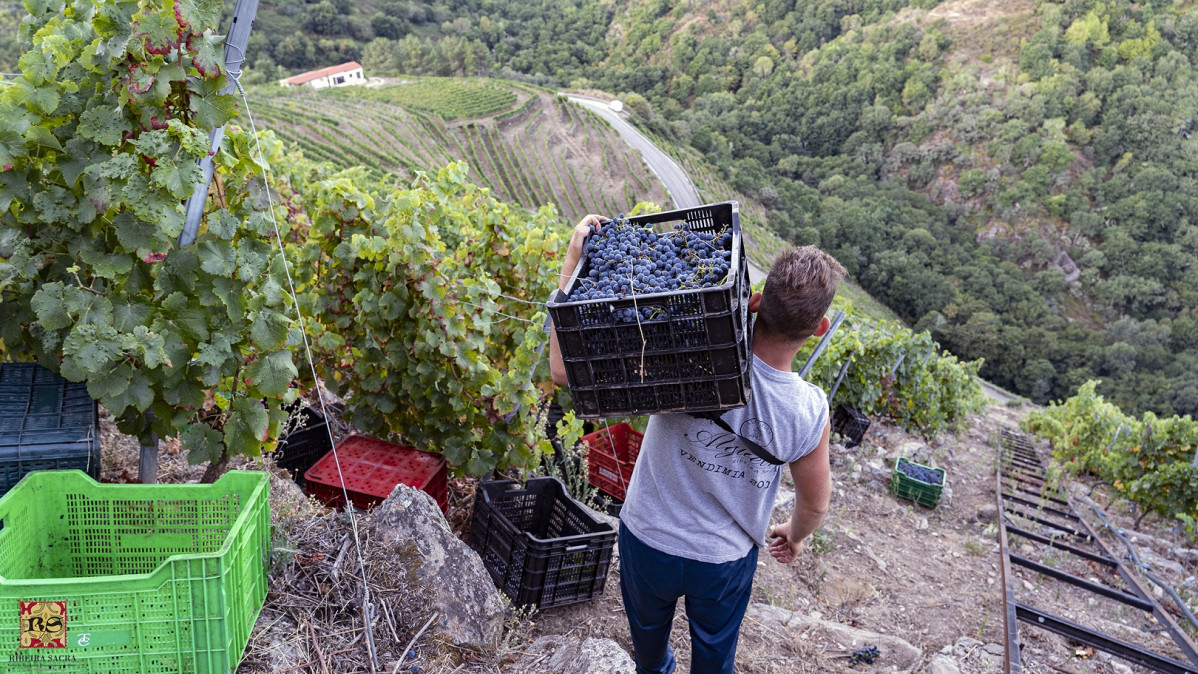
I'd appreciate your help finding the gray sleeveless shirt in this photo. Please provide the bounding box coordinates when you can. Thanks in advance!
[619,354,829,563]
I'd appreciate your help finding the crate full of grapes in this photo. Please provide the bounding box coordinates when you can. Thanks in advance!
[547,202,752,418]
[890,457,947,508]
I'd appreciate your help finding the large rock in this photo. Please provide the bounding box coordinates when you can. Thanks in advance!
[507,635,635,673]
[892,441,933,464]
[368,484,506,651]
[925,654,961,674]
[746,604,921,671]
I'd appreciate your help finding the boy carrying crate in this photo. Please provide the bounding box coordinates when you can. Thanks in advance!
[549,214,845,674]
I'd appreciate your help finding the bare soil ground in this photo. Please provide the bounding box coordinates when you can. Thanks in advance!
[99,394,1198,673]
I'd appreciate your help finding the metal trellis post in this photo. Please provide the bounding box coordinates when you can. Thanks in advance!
[139,0,259,484]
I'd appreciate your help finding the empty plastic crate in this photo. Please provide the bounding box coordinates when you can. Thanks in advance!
[469,478,616,610]
[890,457,947,508]
[304,436,448,513]
[580,423,643,501]
[0,470,269,672]
[0,362,99,497]
[547,202,753,418]
[832,404,871,448]
[272,405,332,487]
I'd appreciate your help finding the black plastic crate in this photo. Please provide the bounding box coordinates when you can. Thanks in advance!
[273,405,332,487]
[468,477,616,610]
[832,404,870,448]
[547,202,752,419]
[0,362,99,496]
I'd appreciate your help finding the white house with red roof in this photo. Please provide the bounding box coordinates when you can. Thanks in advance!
[279,62,366,89]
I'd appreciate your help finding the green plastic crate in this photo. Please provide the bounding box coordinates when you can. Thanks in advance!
[890,457,946,508]
[0,470,270,673]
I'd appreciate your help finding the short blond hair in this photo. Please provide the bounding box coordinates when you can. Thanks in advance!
[756,246,846,343]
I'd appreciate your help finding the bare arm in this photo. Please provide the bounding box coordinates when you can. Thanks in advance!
[768,420,832,563]
[549,214,606,387]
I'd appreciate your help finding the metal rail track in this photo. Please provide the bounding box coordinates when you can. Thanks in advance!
[996,428,1198,673]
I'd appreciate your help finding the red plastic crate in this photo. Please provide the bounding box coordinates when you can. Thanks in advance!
[581,423,643,501]
[304,436,448,513]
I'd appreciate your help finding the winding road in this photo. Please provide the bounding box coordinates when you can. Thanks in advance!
[566,94,765,285]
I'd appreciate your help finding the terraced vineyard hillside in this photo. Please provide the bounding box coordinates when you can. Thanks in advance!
[249,78,670,222]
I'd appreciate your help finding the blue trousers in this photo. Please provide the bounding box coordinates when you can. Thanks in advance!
[618,522,759,674]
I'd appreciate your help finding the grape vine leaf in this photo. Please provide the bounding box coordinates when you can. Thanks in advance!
[31,283,79,330]
[113,211,160,251]
[191,30,225,79]
[87,362,133,400]
[18,48,59,86]
[182,422,225,465]
[225,396,269,456]
[135,7,178,56]
[105,368,154,414]
[0,110,30,166]
[78,103,130,146]
[9,77,58,115]
[25,125,62,153]
[211,277,247,320]
[59,139,103,187]
[195,331,234,368]
[177,0,222,34]
[205,210,239,239]
[80,247,134,279]
[64,323,122,373]
[247,350,296,398]
[197,239,235,276]
[123,325,169,368]
[250,309,290,351]
[151,158,203,199]
[188,77,238,129]
[113,299,153,332]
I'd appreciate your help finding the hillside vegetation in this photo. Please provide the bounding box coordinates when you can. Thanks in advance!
[3,0,1193,416]
[249,79,673,223]
[185,0,1197,418]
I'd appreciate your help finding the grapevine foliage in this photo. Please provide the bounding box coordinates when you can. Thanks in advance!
[1025,381,1198,525]
[798,318,985,439]
[0,0,299,468]
[294,162,564,476]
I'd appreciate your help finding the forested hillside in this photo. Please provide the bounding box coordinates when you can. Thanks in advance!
[342,0,1198,417]
[4,0,1195,417]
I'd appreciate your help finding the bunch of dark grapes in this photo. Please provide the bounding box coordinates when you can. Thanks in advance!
[848,645,880,667]
[566,214,733,308]
[897,458,944,485]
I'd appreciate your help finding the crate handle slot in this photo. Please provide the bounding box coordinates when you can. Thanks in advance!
[565,543,589,553]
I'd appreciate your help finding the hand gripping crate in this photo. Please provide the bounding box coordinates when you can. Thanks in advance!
[832,404,871,449]
[890,457,947,508]
[0,362,100,497]
[580,422,643,501]
[547,202,753,419]
[469,478,616,610]
[304,436,448,513]
[0,470,269,673]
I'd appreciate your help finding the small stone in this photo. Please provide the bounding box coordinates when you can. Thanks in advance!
[975,504,998,523]
[983,643,1004,656]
